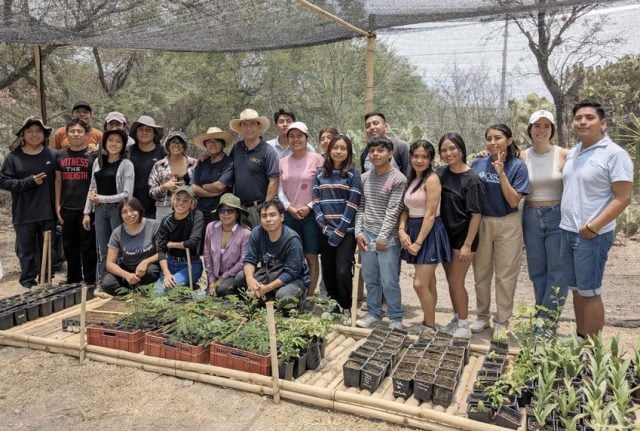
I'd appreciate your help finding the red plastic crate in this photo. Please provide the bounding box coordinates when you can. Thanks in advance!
[210,342,272,376]
[86,324,145,353]
[144,332,210,363]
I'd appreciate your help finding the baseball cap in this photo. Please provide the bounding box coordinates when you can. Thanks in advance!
[72,100,92,112]
[528,110,555,125]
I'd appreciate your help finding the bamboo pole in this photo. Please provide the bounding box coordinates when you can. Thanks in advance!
[186,248,193,291]
[295,0,368,37]
[47,230,52,285]
[79,285,88,363]
[351,263,360,327]
[39,230,49,288]
[266,301,280,403]
[365,34,376,113]
[33,45,47,122]
[333,324,370,338]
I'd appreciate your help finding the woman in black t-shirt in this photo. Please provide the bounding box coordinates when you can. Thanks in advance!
[437,133,484,339]
[0,116,56,291]
[83,129,135,282]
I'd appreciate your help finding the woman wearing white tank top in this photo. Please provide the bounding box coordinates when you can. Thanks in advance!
[521,110,569,333]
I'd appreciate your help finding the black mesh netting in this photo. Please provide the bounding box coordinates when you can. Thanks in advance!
[0,0,628,52]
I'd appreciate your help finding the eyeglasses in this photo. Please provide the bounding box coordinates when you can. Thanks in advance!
[219,207,236,214]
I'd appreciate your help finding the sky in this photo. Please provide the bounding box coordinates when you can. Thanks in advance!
[378,3,640,101]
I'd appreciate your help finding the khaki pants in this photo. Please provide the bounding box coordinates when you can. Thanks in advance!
[472,211,523,324]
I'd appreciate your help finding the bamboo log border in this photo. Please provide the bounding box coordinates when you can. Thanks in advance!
[0,327,508,431]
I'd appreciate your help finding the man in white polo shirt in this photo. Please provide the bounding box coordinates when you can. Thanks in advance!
[560,99,633,337]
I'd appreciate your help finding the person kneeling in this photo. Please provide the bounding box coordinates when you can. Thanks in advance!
[236,199,309,309]
[102,197,160,295]
[203,193,251,296]
[155,186,204,292]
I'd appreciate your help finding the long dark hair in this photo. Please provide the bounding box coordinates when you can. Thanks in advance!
[99,129,128,167]
[406,139,435,194]
[485,123,519,162]
[438,132,467,164]
[322,134,355,177]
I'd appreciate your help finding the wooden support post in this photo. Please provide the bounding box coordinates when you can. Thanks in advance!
[79,285,88,363]
[365,33,376,113]
[186,248,193,291]
[266,301,280,403]
[351,263,361,327]
[46,230,52,285]
[39,230,49,288]
[33,45,47,122]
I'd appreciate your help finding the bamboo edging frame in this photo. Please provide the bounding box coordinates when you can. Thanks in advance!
[0,326,507,431]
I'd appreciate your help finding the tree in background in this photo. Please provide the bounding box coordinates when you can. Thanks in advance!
[495,0,622,146]
[0,40,435,159]
[508,93,554,147]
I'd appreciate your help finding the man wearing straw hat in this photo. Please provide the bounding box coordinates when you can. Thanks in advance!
[192,126,235,227]
[213,109,279,227]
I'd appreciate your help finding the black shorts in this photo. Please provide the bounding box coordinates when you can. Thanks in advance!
[447,229,479,253]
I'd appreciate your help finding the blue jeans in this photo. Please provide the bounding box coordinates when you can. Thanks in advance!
[94,203,122,281]
[560,229,614,297]
[155,256,203,293]
[360,230,403,321]
[522,204,566,319]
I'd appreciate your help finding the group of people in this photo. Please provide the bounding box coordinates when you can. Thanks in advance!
[0,100,632,338]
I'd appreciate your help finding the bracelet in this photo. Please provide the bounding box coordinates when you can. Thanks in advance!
[586,223,598,234]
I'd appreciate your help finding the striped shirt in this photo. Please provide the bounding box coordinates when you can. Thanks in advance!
[312,168,362,247]
[355,167,407,244]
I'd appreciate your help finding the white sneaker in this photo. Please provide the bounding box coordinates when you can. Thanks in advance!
[389,320,403,331]
[452,324,472,339]
[470,319,491,333]
[356,313,380,328]
[440,318,458,335]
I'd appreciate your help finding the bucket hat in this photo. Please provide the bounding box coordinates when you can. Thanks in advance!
[130,115,164,141]
[213,193,249,217]
[15,116,52,138]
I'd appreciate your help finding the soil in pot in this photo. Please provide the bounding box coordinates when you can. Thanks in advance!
[395,362,416,373]
[392,369,415,398]
[406,346,426,357]
[494,404,522,430]
[360,362,385,392]
[437,367,459,381]
[423,351,443,361]
[413,371,435,402]
[416,358,439,374]
[441,358,463,373]
[355,346,376,357]
[432,375,457,407]
[362,340,381,350]
[370,327,390,339]
[426,344,446,353]
[343,358,365,387]
[349,350,369,361]
[368,357,390,376]
[527,417,556,431]
[467,402,493,424]
[401,356,420,366]
[431,338,450,347]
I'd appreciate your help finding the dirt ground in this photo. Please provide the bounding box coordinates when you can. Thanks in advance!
[1,208,639,430]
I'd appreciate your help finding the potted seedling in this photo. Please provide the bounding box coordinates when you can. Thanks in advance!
[467,399,492,424]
